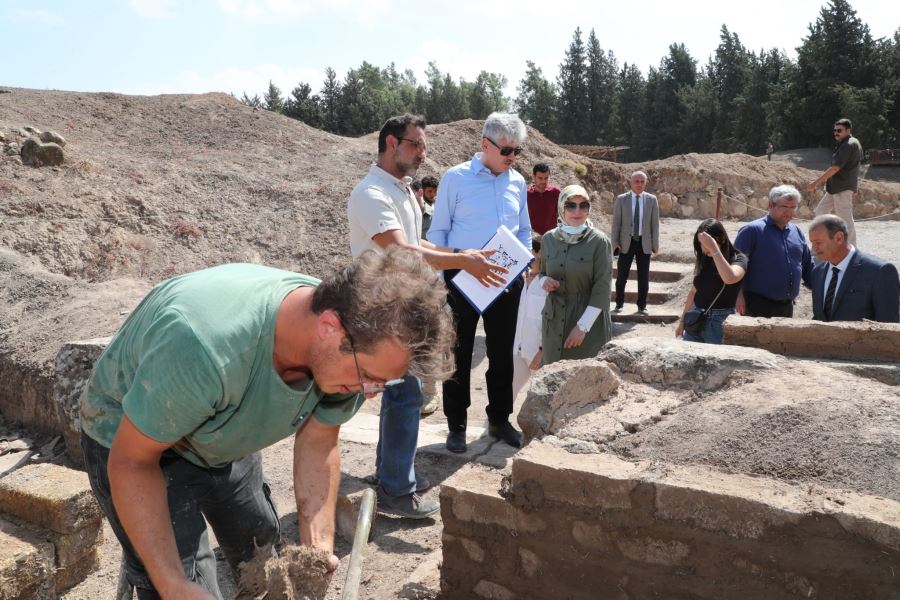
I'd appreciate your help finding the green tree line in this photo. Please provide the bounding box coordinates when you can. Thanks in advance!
[242,0,900,161]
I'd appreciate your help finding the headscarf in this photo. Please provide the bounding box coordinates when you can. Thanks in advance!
[552,184,594,245]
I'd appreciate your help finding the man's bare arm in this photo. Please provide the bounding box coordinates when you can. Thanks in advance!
[806,165,841,192]
[293,416,341,571]
[108,416,215,599]
[371,229,507,287]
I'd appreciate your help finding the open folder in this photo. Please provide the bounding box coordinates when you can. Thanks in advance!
[450,225,534,314]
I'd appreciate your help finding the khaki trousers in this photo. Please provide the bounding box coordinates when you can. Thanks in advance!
[815,189,857,246]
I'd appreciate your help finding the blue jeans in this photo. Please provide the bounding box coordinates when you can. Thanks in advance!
[376,373,423,497]
[682,306,735,344]
[80,433,280,599]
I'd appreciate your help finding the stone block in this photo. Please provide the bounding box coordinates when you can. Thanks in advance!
[54,548,99,592]
[51,520,103,568]
[510,442,643,510]
[651,465,806,539]
[54,338,110,462]
[517,547,542,577]
[473,579,515,600]
[518,359,620,440]
[615,537,691,566]
[0,463,102,534]
[0,518,55,600]
[441,466,545,535]
[571,520,612,552]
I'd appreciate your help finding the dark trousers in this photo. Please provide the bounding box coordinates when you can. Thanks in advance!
[615,239,651,309]
[81,433,280,599]
[443,271,523,431]
[743,290,794,318]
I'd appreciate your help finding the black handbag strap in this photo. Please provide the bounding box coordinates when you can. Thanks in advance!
[700,284,727,316]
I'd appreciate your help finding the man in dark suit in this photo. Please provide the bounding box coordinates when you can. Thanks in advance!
[612,170,660,315]
[808,214,899,323]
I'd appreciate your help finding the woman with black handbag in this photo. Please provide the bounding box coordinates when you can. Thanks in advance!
[676,219,747,343]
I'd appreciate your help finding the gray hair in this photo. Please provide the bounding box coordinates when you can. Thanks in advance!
[630,170,648,182]
[809,214,849,240]
[483,112,527,145]
[768,184,801,205]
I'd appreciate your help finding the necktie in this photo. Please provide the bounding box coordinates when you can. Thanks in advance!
[632,194,641,239]
[823,265,840,321]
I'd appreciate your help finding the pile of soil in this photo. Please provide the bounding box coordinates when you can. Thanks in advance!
[236,544,331,600]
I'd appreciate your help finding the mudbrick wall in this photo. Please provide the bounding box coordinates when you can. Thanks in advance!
[0,463,103,598]
[724,316,900,362]
[440,444,900,600]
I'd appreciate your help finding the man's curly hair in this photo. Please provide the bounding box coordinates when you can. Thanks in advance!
[311,246,455,384]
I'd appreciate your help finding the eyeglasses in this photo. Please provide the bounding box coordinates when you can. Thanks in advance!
[485,137,523,157]
[773,203,798,212]
[338,315,404,395]
[564,201,591,211]
[398,137,427,152]
[833,128,845,133]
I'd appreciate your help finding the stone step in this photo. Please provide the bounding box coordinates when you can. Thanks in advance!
[611,306,681,324]
[610,280,676,305]
[613,262,692,283]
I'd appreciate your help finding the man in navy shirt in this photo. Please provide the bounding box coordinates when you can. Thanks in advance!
[428,112,532,453]
[734,185,814,317]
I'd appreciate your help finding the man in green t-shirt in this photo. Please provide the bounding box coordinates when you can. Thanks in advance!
[80,247,454,599]
[806,117,863,246]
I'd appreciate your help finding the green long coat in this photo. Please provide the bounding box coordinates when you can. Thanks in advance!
[540,228,613,365]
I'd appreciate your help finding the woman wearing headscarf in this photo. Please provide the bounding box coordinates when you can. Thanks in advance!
[540,184,613,365]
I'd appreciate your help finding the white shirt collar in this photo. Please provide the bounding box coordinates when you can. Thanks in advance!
[369,163,413,192]
[831,246,856,272]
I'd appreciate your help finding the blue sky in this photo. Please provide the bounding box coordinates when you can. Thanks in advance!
[2,1,898,99]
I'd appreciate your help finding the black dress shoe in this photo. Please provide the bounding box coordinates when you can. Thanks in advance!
[446,430,467,453]
[488,422,523,448]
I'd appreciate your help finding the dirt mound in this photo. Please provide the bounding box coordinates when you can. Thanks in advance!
[522,339,900,502]
[236,544,331,600]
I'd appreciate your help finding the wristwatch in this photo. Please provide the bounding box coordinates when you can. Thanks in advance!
[453,248,461,253]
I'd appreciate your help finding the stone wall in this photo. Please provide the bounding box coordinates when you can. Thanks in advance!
[0,464,103,598]
[724,316,900,362]
[440,445,900,600]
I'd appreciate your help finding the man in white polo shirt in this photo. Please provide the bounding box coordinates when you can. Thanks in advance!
[347,114,506,518]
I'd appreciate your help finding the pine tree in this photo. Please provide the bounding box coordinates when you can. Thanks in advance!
[710,25,751,151]
[262,81,284,113]
[283,83,323,128]
[585,29,618,145]
[320,68,341,133]
[615,63,645,152]
[557,27,590,143]
[515,60,558,139]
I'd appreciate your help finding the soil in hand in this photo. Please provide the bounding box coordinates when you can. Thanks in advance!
[236,544,331,600]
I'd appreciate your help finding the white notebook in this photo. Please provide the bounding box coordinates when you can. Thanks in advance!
[450,225,534,314]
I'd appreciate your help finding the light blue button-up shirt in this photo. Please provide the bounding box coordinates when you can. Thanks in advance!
[427,153,532,251]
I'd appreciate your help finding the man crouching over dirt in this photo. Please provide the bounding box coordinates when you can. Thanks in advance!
[79,247,455,600]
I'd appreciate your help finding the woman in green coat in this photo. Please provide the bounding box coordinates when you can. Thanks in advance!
[540,184,613,365]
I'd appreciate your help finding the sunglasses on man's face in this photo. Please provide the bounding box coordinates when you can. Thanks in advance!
[485,137,523,156]
[564,201,591,211]
[833,128,845,133]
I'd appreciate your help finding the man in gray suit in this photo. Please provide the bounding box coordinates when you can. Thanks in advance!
[612,171,660,315]
[808,214,899,323]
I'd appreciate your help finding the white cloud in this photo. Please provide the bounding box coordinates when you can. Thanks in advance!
[215,0,392,26]
[215,0,314,21]
[10,8,66,27]
[129,0,177,19]
[124,64,326,97]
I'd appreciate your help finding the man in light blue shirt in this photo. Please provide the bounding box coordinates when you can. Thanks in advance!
[428,112,532,453]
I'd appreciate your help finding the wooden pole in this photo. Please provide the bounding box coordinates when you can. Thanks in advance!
[716,188,723,220]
